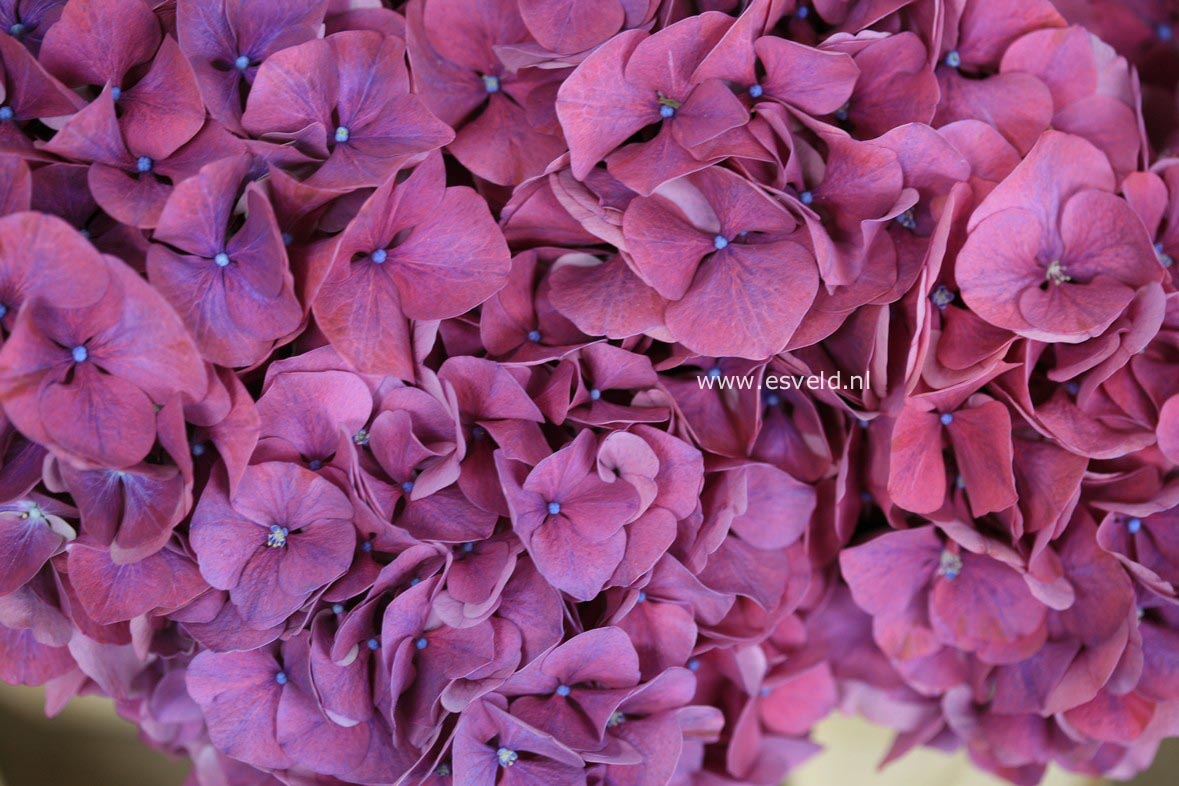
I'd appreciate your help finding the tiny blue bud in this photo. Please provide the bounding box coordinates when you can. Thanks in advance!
[659,104,676,119]
[800,190,814,205]
[281,232,293,246]
[589,388,602,400]
[401,480,415,494]
[367,638,380,651]
[748,83,763,98]
[234,55,250,70]
[136,156,153,173]
[527,329,541,342]
[860,491,872,503]
[463,541,475,553]
[707,367,722,378]
[555,684,571,697]
[332,603,344,614]
[944,50,961,68]
[930,284,955,309]
[764,392,780,407]
[858,418,870,429]
[797,5,809,19]
[687,658,700,671]
[940,412,953,426]
[8,23,24,36]
[547,501,561,516]
[759,686,771,697]
[71,345,88,363]
[275,672,288,685]
[496,748,518,768]
[308,459,322,470]
[371,248,387,264]
[79,228,91,239]
[266,525,289,548]
[335,126,350,143]
[1066,381,1080,396]
[955,475,966,490]
[713,234,730,251]
[0,303,9,319]
[482,74,500,93]
[471,425,487,440]
[191,442,206,456]
[409,576,420,586]
[1158,23,1174,42]
[0,106,13,121]
[1128,518,1143,534]
[110,87,121,101]
[214,252,230,267]
[636,591,647,603]
[361,540,373,552]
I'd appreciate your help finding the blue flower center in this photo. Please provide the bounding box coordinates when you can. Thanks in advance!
[496,748,518,767]
[896,209,917,230]
[482,74,500,93]
[267,524,289,548]
[8,23,24,36]
[462,541,475,553]
[659,104,676,119]
[713,235,729,251]
[555,684,571,697]
[835,104,849,122]
[759,686,771,697]
[1066,381,1080,396]
[214,252,230,267]
[589,388,601,400]
[764,392,781,407]
[71,345,88,363]
[930,285,954,309]
[281,232,293,246]
[939,412,953,426]
[371,248,387,264]
[636,591,647,603]
[0,303,7,319]
[308,459,322,470]
[1156,242,1174,268]
[361,540,373,552]
[797,5,809,19]
[191,442,206,456]
[0,106,13,121]
[937,549,962,580]
[275,671,288,685]
[799,190,814,205]
[547,501,561,516]
[608,710,626,727]
[409,576,420,586]
[401,480,415,494]
[234,55,250,70]
[1128,517,1143,534]
[748,83,764,98]
[527,329,541,342]
[335,126,350,143]
[944,50,961,68]
[367,637,380,651]
[707,367,722,378]
[471,425,486,440]
[136,156,153,173]
[110,86,121,101]
[332,603,344,614]
[1158,23,1174,41]
[354,428,370,445]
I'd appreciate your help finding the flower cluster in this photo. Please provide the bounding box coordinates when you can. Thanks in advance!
[1,1,1178,785]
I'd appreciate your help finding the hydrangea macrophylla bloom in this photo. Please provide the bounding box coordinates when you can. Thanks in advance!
[146,156,303,368]
[405,0,567,186]
[0,0,65,56]
[0,33,79,157]
[241,30,453,190]
[177,0,328,132]
[189,462,355,629]
[499,430,641,600]
[452,695,587,786]
[0,496,74,595]
[556,13,752,195]
[42,90,244,228]
[40,0,206,158]
[313,154,511,377]
[887,397,1018,516]
[0,215,206,468]
[53,459,187,564]
[957,131,1164,342]
[622,166,818,358]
